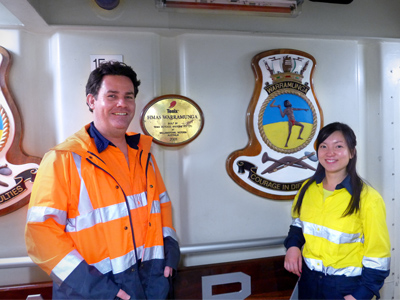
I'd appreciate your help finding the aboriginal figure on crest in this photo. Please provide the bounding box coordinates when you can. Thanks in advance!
[270,99,309,147]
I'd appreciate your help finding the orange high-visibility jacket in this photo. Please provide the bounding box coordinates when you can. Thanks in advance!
[25,124,180,299]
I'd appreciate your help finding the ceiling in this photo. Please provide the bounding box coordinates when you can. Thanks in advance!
[0,0,400,39]
[0,2,22,26]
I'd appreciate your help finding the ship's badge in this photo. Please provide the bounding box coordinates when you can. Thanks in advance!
[226,49,323,200]
[0,47,41,215]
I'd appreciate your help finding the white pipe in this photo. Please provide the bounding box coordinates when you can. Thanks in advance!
[180,236,285,254]
[0,236,285,269]
[0,256,35,268]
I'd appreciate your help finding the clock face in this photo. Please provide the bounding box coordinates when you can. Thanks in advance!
[141,95,204,147]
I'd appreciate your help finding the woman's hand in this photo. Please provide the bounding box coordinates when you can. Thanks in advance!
[284,246,302,277]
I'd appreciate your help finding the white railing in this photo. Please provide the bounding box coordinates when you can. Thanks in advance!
[0,236,285,269]
[180,236,285,254]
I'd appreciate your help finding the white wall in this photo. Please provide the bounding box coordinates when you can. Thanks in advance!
[0,1,399,298]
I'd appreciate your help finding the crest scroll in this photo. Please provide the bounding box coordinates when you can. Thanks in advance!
[226,49,323,200]
[0,46,41,215]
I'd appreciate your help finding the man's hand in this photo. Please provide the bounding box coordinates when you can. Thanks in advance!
[164,266,173,277]
[116,289,130,300]
[116,267,173,299]
[284,246,302,277]
[344,295,356,300]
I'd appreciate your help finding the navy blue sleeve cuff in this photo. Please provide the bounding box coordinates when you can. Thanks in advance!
[352,267,390,300]
[284,225,305,250]
[164,236,180,270]
[351,285,375,300]
[59,261,119,299]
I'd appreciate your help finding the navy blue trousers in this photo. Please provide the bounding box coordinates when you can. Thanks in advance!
[298,263,362,300]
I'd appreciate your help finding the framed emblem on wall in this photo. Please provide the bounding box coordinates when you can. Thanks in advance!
[0,46,41,215]
[226,49,323,200]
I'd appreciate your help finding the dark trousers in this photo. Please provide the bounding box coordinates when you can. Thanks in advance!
[298,263,362,300]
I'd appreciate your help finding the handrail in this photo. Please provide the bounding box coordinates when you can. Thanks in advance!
[180,236,285,254]
[0,256,34,269]
[0,236,285,269]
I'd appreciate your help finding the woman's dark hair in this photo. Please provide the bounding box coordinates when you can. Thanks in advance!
[85,61,141,112]
[293,122,364,217]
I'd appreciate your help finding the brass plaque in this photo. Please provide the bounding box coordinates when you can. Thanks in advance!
[140,95,204,146]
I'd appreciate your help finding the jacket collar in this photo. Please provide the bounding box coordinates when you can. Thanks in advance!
[88,122,140,153]
[52,124,153,162]
[315,171,353,195]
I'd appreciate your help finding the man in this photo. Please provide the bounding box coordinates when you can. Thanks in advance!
[25,61,180,299]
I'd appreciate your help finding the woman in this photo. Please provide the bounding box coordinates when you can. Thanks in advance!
[284,122,390,300]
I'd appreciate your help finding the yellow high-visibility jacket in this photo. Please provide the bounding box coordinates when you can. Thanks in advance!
[25,124,180,299]
[285,175,390,299]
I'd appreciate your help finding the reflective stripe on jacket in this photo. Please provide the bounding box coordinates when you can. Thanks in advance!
[25,124,179,299]
[290,180,390,277]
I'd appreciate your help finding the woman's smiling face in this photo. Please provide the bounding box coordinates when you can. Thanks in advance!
[318,130,354,178]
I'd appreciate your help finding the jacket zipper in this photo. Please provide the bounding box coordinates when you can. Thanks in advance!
[85,156,140,266]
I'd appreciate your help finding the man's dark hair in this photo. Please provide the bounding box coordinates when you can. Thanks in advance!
[85,61,141,112]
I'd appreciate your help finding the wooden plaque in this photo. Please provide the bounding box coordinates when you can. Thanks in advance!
[226,49,323,200]
[0,46,41,215]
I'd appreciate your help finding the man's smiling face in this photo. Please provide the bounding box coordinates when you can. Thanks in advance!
[87,75,136,140]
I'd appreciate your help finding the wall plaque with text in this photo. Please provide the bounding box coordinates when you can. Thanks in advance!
[140,94,204,147]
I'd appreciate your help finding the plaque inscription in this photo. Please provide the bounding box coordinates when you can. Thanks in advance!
[140,94,204,146]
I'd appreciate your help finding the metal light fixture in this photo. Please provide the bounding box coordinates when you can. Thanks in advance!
[94,0,120,10]
[156,0,303,16]
[310,0,353,3]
